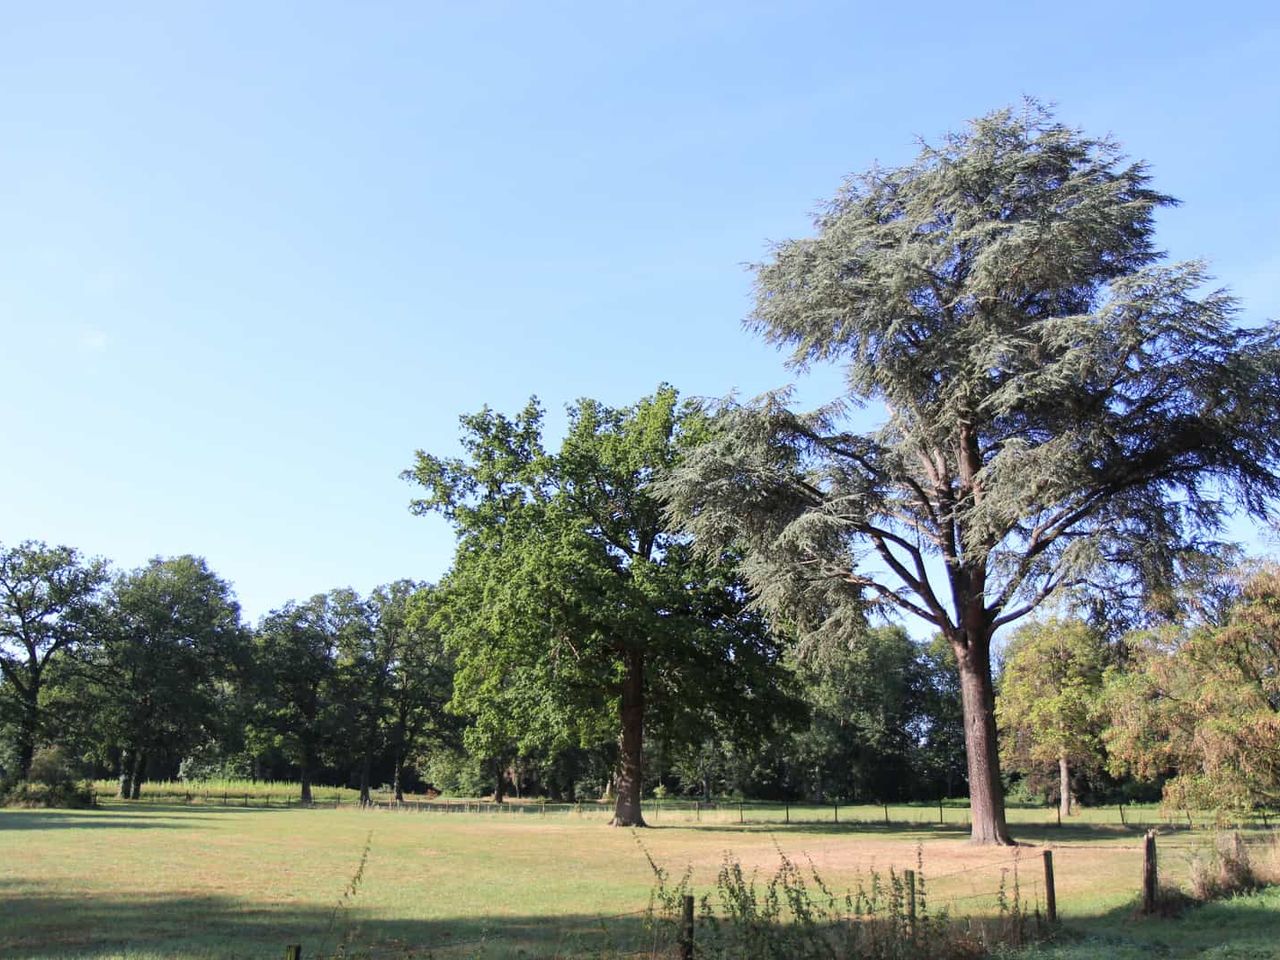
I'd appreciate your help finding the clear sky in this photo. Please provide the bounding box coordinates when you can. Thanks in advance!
[2,1,1277,622]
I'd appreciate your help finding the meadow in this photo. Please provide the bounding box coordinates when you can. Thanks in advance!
[0,799,1276,959]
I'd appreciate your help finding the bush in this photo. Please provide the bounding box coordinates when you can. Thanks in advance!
[3,746,96,808]
[1189,832,1265,901]
[4,779,97,808]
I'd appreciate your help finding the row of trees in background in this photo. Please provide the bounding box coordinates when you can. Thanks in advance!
[0,544,454,804]
[0,529,963,808]
[4,530,1277,820]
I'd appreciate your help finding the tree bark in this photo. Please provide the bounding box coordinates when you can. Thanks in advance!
[359,755,372,806]
[393,756,405,803]
[494,760,506,804]
[300,749,313,804]
[129,751,145,800]
[610,649,647,827]
[117,748,133,800]
[1059,753,1072,819]
[15,693,37,780]
[955,638,1014,844]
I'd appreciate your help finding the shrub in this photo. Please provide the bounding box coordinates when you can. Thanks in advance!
[1189,832,1265,901]
[2,747,96,809]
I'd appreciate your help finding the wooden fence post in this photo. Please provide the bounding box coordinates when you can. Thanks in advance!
[834,802,838,824]
[1141,830,1158,915]
[905,869,917,938]
[679,893,694,960]
[283,945,301,960]
[739,802,743,824]
[785,802,789,825]
[1042,850,1057,923]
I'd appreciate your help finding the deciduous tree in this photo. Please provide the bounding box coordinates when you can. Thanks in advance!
[407,387,788,825]
[996,618,1110,817]
[1105,567,1280,811]
[0,541,108,778]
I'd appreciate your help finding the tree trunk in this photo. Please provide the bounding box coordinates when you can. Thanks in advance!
[955,639,1014,844]
[359,755,372,806]
[15,693,37,779]
[494,760,506,804]
[393,757,405,803]
[129,751,145,800]
[117,748,133,800]
[1059,753,1072,819]
[610,649,647,827]
[300,750,313,804]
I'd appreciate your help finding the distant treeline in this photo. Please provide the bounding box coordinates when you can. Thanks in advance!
[4,536,1275,815]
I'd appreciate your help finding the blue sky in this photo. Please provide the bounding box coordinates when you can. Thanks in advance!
[2,1,1277,621]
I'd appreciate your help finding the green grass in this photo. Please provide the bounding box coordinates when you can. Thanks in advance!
[0,802,1275,958]
[1010,886,1280,959]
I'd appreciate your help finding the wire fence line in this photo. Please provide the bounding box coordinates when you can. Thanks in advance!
[93,789,1280,835]
[267,828,1279,959]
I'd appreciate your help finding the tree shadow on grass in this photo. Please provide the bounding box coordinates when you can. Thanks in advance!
[0,810,207,831]
[669,819,1149,845]
[0,880,664,959]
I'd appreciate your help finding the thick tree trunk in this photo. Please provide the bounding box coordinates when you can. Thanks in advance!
[359,755,372,806]
[1059,753,1072,818]
[300,750,313,804]
[129,751,145,800]
[955,639,1014,845]
[117,748,133,800]
[393,757,405,803]
[494,761,506,804]
[15,692,38,779]
[610,649,647,827]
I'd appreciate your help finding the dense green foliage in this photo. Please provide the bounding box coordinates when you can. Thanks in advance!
[1105,566,1280,812]
[404,387,796,823]
[996,618,1111,814]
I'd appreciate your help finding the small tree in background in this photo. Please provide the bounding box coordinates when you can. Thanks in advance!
[997,618,1111,816]
[1105,566,1280,812]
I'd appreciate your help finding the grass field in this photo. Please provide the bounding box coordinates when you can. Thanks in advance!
[1,801,1276,958]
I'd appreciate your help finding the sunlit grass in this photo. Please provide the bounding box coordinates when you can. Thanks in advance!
[0,802,1274,958]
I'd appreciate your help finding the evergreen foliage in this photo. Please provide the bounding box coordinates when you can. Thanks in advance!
[659,102,1280,842]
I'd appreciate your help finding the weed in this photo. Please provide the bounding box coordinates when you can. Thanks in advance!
[1188,831,1265,901]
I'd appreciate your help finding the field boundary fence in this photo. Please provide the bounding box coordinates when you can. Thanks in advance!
[98,791,1280,833]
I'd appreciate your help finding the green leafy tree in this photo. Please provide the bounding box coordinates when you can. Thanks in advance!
[996,618,1111,816]
[387,586,457,801]
[406,387,789,825]
[660,104,1280,843]
[88,556,246,798]
[252,592,348,803]
[786,625,926,802]
[914,636,968,801]
[1105,566,1280,812]
[0,541,108,778]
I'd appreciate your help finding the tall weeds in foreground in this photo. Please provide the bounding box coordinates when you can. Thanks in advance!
[641,837,1049,959]
[318,830,374,958]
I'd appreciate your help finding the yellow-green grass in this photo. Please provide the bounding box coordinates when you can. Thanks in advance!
[0,802,1274,958]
